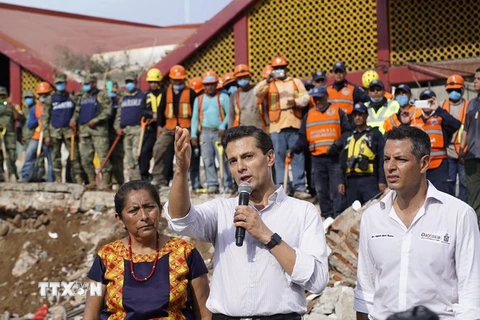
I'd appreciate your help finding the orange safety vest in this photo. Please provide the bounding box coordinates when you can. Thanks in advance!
[267,80,302,123]
[327,83,355,115]
[383,106,415,133]
[306,106,342,156]
[164,86,192,130]
[198,93,224,132]
[232,90,267,130]
[411,109,446,169]
[442,99,469,153]
[32,102,44,140]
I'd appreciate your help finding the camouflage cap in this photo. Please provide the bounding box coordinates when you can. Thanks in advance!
[84,73,97,83]
[125,71,137,81]
[0,86,7,96]
[23,90,35,98]
[54,73,67,83]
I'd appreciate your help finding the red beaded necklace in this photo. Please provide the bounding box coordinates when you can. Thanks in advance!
[128,232,160,282]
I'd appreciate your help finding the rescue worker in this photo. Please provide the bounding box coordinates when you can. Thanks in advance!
[254,56,311,199]
[114,71,150,181]
[291,86,352,218]
[366,80,400,134]
[75,73,112,190]
[304,79,314,93]
[443,75,469,202]
[141,68,162,182]
[42,73,83,184]
[361,69,393,99]
[228,64,268,130]
[411,89,461,194]
[312,71,327,87]
[189,77,204,95]
[21,90,36,149]
[152,65,201,192]
[339,102,386,206]
[108,81,124,187]
[222,72,237,96]
[0,87,23,181]
[327,62,369,117]
[261,65,273,79]
[21,83,54,182]
[383,84,414,132]
[191,70,233,194]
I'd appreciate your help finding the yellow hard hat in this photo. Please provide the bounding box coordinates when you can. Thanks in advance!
[362,70,379,89]
[146,68,162,82]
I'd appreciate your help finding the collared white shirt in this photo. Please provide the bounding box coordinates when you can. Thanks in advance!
[354,182,480,320]
[165,186,329,316]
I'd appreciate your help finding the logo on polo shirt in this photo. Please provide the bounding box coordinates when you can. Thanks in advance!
[421,232,450,244]
[371,234,394,239]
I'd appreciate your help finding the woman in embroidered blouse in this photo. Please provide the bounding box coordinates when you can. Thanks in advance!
[84,180,211,320]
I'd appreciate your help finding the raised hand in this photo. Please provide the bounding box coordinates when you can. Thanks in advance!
[175,126,192,173]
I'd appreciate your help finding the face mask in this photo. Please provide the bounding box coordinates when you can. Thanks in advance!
[56,83,66,92]
[173,84,185,91]
[395,95,409,106]
[370,97,383,103]
[109,92,117,98]
[237,79,249,87]
[83,84,91,92]
[125,82,136,92]
[228,86,238,95]
[24,97,34,106]
[39,97,47,103]
[449,91,462,101]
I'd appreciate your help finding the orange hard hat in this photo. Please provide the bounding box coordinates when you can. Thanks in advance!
[169,65,187,80]
[217,76,225,89]
[202,71,218,84]
[271,56,288,67]
[234,64,250,78]
[446,75,464,89]
[36,82,52,94]
[261,65,273,78]
[223,72,236,86]
[188,77,204,93]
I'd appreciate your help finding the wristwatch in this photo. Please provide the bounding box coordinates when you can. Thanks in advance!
[266,233,282,250]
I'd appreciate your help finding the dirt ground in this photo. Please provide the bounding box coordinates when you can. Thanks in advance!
[0,205,213,316]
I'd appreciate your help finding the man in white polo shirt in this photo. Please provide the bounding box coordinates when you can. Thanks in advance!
[355,126,480,320]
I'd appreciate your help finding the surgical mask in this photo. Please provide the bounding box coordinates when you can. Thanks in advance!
[237,79,249,87]
[39,97,47,103]
[24,97,34,106]
[125,82,136,92]
[109,92,117,98]
[449,91,462,101]
[370,97,383,103]
[83,84,91,92]
[173,84,185,91]
[228,86,238,95]
[395,95,409,106]
[56,83,66,92]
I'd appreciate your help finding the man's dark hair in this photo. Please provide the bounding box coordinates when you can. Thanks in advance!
[221,126,273,155]
[476,67,480,73]
[114,180,162,218]
[385,126,431,161]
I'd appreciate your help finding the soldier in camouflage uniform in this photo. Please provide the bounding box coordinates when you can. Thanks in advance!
[0,86,24,182]
[42,73,84,183]
[108,81,125,186]
[114,71,151,181]
[75,73,112,190]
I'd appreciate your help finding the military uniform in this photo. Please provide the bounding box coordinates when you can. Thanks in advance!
[75,74,113,189]
[108,84,125,185]
[113,72,150,181]
[42,73,83,183]
[0,86,20,181]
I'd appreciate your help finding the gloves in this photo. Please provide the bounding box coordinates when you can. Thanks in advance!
[288,147,302,155]
[326,144,341,157]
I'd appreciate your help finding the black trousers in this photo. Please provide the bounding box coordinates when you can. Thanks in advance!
[139,126,156,179]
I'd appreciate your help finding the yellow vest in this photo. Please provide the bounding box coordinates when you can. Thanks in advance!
[345,131,376,174]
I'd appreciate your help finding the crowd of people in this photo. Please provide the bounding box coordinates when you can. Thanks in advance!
[1,56,480,221]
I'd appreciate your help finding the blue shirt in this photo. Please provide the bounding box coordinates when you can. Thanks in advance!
[191,93,229,138]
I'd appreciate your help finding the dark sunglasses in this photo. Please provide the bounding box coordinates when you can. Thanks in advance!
[369,87,383,92]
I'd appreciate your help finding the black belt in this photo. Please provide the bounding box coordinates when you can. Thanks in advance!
[212,313,301,320]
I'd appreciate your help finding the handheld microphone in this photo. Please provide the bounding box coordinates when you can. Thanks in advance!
[236,182,252,247]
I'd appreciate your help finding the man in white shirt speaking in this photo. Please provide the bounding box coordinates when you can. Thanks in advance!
[165,125,329,319]
[355,126,480,320]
